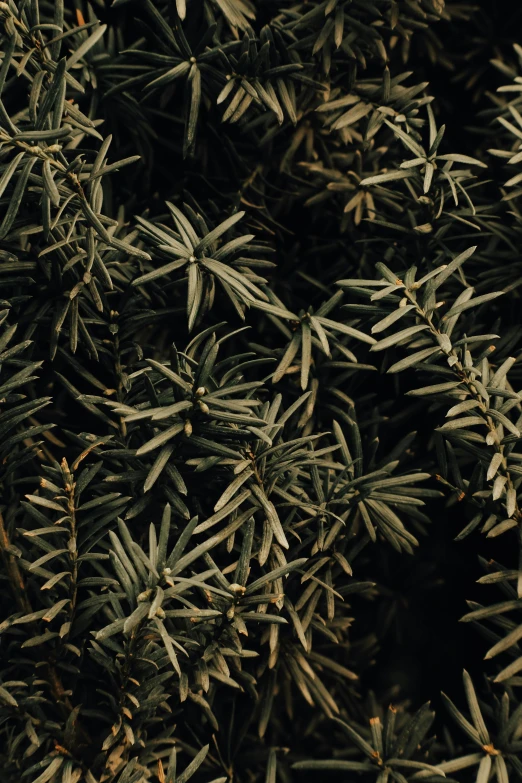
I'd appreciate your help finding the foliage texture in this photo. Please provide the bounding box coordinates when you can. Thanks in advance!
[1,0,522,781]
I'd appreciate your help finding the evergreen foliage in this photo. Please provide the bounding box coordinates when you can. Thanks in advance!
[1,0,522,780]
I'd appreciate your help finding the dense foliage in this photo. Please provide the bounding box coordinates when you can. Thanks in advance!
[1,0,522,781]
